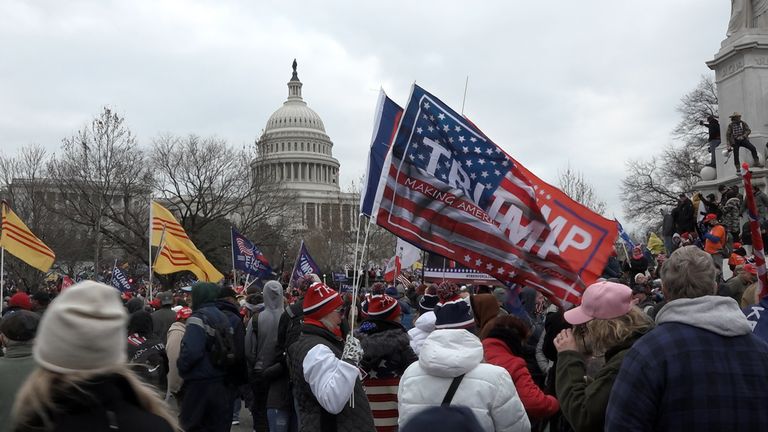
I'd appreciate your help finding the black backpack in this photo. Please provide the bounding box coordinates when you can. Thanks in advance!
[188,312,236,369]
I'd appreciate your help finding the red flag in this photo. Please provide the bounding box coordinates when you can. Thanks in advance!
[383,255,401,283]
[741,163,768,298]
[60,275,74,292]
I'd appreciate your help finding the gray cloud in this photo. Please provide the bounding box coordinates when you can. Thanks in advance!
[0,0,731,226]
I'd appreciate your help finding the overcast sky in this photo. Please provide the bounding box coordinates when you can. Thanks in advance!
[0,1,731,226]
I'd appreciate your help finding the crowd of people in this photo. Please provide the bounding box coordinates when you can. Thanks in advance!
[3,236,768,431]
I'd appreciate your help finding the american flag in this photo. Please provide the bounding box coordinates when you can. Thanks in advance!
[366,87,615,304]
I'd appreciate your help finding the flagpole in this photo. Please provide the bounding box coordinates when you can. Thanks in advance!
[243,273,250,292]
[351,214,364,291]
[148,200,153,301]
[350,218,372,333]
[150,224,168,301]
[289,240,304,287]
[0,247,4,316]
[461,75,469,115]
[111,259,117,285]
[231,227,237,287]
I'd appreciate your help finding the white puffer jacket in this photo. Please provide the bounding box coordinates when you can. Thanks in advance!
[407,311,436,356]
[398,329,530,432]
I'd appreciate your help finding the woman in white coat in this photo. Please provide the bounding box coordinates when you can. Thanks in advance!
[397,283,530,432]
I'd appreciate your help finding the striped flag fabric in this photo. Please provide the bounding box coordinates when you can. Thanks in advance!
[741,163,768,298]
[154,232,224,282]
[0,201,55,272]
[365,87,617,304]
[151,201,191,247]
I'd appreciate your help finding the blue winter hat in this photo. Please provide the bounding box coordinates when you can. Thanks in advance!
[434,297,475,330]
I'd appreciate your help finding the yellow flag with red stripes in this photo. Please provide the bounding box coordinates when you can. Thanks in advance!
[1,202,55,272]
[151,201,192,247]
[153,232,224,282]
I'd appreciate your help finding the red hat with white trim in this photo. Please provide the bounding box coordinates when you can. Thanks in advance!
[303,282,343,320]
[366,294,401,321]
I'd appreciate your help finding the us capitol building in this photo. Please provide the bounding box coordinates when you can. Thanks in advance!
[251,61,358,232]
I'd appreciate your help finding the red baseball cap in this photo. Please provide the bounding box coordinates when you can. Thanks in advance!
[744,264,758,276]
[703,213,717,222]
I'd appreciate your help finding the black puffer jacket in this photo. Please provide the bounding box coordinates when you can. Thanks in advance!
[357,319,416,379]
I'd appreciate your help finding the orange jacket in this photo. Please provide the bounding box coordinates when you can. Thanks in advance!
[704,224,726,254]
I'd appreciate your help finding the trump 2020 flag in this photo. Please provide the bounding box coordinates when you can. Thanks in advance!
[366,85,617,304]
[111,266,132,292]
[232,228,273,279]
[290,240,320,286]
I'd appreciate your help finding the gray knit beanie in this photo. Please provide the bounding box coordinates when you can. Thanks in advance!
[34,281,128,373]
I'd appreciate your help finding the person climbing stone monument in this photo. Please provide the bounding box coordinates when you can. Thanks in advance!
[726,112,763,169]
[729,0,768,36]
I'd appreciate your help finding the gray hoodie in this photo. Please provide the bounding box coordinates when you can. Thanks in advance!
[655,295,752,337]
[245,280,285,372]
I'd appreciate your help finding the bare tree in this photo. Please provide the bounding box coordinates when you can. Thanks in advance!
[672,75,718,149]
[0,145,94,289]
[557,164,607,215]
[46,107,153,273]
[152,135,296,270]
[621,76,716,231]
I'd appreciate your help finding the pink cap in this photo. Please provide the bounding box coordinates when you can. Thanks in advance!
[564,281,635,325]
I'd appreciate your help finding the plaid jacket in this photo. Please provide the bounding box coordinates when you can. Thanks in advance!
[605,298,768,431]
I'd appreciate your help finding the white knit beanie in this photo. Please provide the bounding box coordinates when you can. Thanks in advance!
[34,280,128,373]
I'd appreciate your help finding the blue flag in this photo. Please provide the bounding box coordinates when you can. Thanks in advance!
[332,272,348,282]
[616,220,636,250]
[232,228,273,279]
[290,241,321,285]
[361,91,403,216]
[111,267,132,292]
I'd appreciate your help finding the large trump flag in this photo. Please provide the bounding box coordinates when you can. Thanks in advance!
[363,88,617,304]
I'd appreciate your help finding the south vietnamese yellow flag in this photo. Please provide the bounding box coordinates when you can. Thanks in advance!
[1,202,55,272]
[153,229,224,282]
[151,201,192,247]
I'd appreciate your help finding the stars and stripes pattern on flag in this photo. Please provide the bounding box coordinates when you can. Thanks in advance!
[231,228,272,279]
[396,273,411,287]
[366,87,616,304]
[0,201,55,272]
[741,163,768,299]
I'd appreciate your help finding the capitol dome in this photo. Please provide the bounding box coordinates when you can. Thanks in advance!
[250,60,359,233]
[252,60,341,192]
[265,100,326,133]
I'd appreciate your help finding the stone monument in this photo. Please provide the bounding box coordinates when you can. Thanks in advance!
[695,4,768,193]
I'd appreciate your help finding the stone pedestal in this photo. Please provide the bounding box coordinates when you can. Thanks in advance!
[695,30,768,195]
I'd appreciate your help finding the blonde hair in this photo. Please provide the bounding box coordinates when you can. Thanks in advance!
[12,365,178,431]
[741,283,760,308]
[585,307,655,357]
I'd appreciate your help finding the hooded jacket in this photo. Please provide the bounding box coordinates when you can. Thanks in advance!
[165,321,186,395]
[483,338,559,420]
[0,341,35,428]
[407,311,436,356]
[178,284,231,382]
[606,296,768,431]
[397,329,531,432]
[245,280,284,374]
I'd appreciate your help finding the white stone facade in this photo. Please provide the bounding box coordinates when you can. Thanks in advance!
[250,63,358,231]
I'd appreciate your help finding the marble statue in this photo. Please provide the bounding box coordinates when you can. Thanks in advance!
[729,0,768,36]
